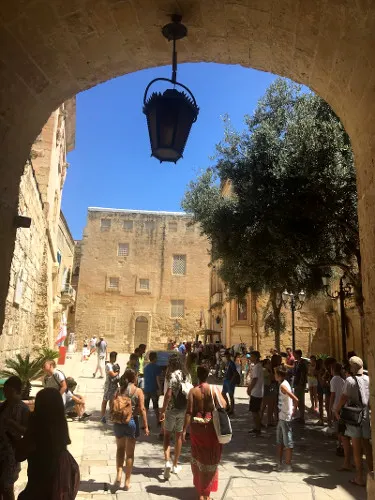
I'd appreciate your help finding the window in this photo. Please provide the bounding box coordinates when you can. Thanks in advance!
[101,219,111,231]
[168,221,178,232]
[139,279,150,290]
[172,254,186,275]
[105,316,116,334]
[108,277,119,290]
[123,220,133,231]
[237,299,248,321]
[118,243,129,257]
[144,220,155,231]
[171,300,184,318]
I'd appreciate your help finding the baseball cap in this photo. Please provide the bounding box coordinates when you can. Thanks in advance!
[349,356,363,375]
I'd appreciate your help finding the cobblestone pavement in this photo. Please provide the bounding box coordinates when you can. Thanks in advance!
[15,354,367,499]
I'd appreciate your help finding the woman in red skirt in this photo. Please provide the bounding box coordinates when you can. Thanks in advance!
[183,365,227,500]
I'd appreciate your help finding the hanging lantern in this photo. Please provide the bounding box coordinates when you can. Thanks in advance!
[143,15,199,163]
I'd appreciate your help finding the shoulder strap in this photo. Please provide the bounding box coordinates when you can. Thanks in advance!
[352,376,364,407]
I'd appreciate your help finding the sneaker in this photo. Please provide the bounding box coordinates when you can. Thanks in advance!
[164,461,172,480]
[284,464,293,472]
[172,464,182,474]
[274,464,283,472]
[100,416,106,424]
[79,413,91,422]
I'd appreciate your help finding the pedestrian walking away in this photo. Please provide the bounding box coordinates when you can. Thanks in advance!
[143,351,162,425]
[183,365,226,500]
[160,353,190,479]
[247,351,264,436]
[101,351,120,424]
[93,336,107,378]
[110,368,149,491]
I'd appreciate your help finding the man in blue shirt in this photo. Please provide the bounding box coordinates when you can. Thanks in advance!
[222,350,239,415]
[144,352,162,424]
[178,342,186,356]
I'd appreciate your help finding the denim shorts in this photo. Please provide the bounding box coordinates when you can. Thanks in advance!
[345,417,371,440]
[114,416,140,439]
[276,420,293,448]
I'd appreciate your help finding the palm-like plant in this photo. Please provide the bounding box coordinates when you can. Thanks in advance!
[38,347,59,362]
[0,354,44,399]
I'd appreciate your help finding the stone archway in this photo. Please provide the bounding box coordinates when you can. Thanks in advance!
[1,1,375,490]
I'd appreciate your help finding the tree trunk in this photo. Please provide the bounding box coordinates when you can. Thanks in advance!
[270,289,282,352]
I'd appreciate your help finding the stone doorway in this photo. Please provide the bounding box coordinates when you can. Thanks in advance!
[134,316,149,349]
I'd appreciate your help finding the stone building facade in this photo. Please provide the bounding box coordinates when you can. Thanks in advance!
[0,101,75,362]
[74,208,210,352]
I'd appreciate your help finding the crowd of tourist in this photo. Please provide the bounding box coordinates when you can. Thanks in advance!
[0,337,372,499]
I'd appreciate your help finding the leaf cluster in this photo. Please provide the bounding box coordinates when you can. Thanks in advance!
[182,78,359,302]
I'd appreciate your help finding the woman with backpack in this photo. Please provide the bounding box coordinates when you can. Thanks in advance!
[159,353,191,479]
[110,368,149,491]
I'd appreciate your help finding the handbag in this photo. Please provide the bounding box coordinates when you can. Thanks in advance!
[210,386,232,444]
[340,376,365,427]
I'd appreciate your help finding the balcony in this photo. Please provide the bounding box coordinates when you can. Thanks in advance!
[60,284,76,305]
[210,291,223,309]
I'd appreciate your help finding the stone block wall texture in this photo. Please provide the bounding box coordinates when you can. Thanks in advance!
[0,163,48,361]
[75,209,210,352]
[1,0,375,487]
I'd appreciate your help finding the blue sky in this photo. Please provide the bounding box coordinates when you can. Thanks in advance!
[62,63,277,239]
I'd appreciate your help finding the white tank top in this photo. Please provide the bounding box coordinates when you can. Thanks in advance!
[278,379,293,421]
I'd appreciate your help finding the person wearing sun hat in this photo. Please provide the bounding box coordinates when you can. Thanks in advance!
[335,356,373,487]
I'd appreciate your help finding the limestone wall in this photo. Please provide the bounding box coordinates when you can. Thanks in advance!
[0,163,47,361]
[75,209,210,352]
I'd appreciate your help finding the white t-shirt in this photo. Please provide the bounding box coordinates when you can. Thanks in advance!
[44,369,66,404]
[251,362,264,398]
[278,379,293,421]
[330,375,345,411]
[90,337,97,348]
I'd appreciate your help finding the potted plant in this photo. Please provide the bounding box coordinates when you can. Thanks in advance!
[0,354,44,406]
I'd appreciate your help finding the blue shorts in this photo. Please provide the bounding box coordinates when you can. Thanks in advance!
[65,400,75,411]
[114,416,140,439]
[276,420,293,448]
[222,379,235,396]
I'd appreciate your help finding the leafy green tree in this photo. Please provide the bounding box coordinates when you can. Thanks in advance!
[183,78,360,351]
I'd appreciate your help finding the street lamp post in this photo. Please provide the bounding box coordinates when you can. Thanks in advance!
[322,274,353,362]
[282,290,306,352]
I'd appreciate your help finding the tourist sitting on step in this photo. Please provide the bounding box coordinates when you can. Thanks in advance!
[65,377,91,422]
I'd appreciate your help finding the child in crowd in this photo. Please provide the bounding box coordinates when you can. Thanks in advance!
[81,337,90,361]
[65,377,90,421]
[275,366,299,472]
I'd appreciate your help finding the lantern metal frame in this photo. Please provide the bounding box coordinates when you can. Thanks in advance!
[143,15,199,163]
